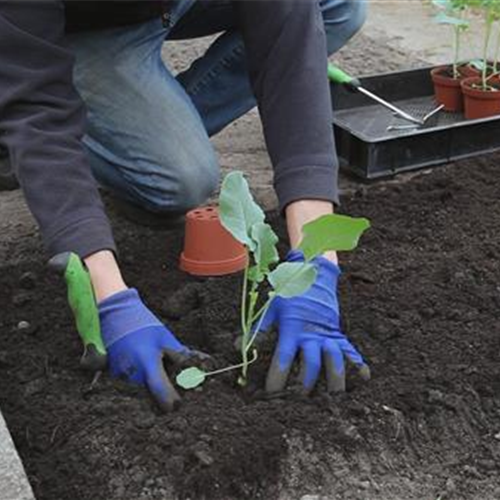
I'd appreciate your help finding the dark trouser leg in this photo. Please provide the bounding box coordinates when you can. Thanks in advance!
[172,0,366,137]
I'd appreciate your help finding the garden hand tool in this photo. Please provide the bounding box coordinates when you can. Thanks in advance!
[255,250,370,394]
[99,288,211,412]
[49,252,107,373]
[328,63,443,126]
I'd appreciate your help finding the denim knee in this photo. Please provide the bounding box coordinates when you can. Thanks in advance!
[140,153,220,214]
[175,156,220,212]
[322,0,367,55]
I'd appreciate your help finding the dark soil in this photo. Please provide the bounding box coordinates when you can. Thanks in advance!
[3,154,500,500]
[464,77,500,93]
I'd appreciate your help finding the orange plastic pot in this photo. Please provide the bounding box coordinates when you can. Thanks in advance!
[180,205,247,276]
[431,66,464,112]
[458,64,481,78]
[461,76,500,120]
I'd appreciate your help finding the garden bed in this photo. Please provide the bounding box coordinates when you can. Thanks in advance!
[2,153,500,500]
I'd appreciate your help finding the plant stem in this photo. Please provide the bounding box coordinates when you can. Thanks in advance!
[240,263,249,334]
[494,22,500,75]
[206,349,258,378]
[483,14,494,90]
[250,298,273,331]
[240,284,259,383]
[244,299,273,356]
[454,25,461,79]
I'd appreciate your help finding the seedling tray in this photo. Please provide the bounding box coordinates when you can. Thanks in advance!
[331,66,500,179]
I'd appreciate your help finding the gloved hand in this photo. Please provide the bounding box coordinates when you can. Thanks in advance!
[257,250,370,393]
[99,288,205,411]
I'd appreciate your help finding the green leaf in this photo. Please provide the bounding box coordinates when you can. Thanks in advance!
[176,367,206,390]
[432,0,452,9]
[268,262,317,298]
[433,11,469,27]
[247,265,265,283]
[469,58,487,70]
[433,0,470,11]
[219,172,265,251]
[298,214,370,261]
[251,222,279,276]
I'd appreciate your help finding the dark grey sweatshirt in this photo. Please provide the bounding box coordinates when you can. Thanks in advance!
[0,1,338,258]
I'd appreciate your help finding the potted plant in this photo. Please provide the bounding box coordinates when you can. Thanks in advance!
[494,2,500,73]
[461,0,500,118]
[431,0,473,111]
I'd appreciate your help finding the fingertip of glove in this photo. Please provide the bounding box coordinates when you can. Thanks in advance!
[155,391,182,413]
[358,364,371,381]
[167,348,214,371]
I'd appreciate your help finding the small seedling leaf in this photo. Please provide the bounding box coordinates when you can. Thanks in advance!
[251,222,279,276]
[432,0,451,8]
[470,58,486,70]
[433,11,469,27]
[248,265,265,283]
[219,172,265,251]
[298,214,370,261]
[268,262,317,298]
[176,367,206,390]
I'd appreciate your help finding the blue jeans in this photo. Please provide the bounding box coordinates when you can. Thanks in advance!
[67,0,367,213]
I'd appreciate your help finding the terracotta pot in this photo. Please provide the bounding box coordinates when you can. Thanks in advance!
[431,66,464,112]
[461,76,500,120]
[180,205,247,276]
[459,64,481,78]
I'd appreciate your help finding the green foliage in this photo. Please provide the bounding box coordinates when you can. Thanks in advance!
[482,0,500,20]
[268,262,317,299]
[477,0,500,88]
[432,0,500,86]
[298,214,371,261]
[219,171,265,251]
[176,367,206,389]
[250,222,279,280]
[434,11,469,28]
[177,171,370,391]
[432,0,470,27]
[432,0,471,78]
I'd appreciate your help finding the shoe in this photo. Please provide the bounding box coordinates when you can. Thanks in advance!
[104,193,185,229]
[0,148,19,191]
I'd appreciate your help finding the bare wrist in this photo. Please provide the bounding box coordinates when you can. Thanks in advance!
[84,250,127,303]
[285,200,338,264]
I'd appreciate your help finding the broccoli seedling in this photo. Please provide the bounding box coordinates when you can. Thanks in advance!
[481,0,500,82]
[432,0,471,79]
[466,0,500,87]
[176,171,370,390]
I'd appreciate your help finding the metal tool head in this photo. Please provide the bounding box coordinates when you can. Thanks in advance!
[359,86,444,128]
[422,104,445,123]
[387,104,445,132]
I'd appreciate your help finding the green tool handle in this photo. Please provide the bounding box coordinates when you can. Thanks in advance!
[49,252,107,372]
[327,63,361,91]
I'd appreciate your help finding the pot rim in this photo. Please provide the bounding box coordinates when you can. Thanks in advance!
[180,251,248,276]
[431,66,463,87]
[461,76,500,100]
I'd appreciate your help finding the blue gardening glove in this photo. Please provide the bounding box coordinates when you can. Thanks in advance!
[99,288,206,411]
[257,251,370,394]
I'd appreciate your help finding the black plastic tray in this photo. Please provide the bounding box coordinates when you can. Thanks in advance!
[331,66,500,179]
